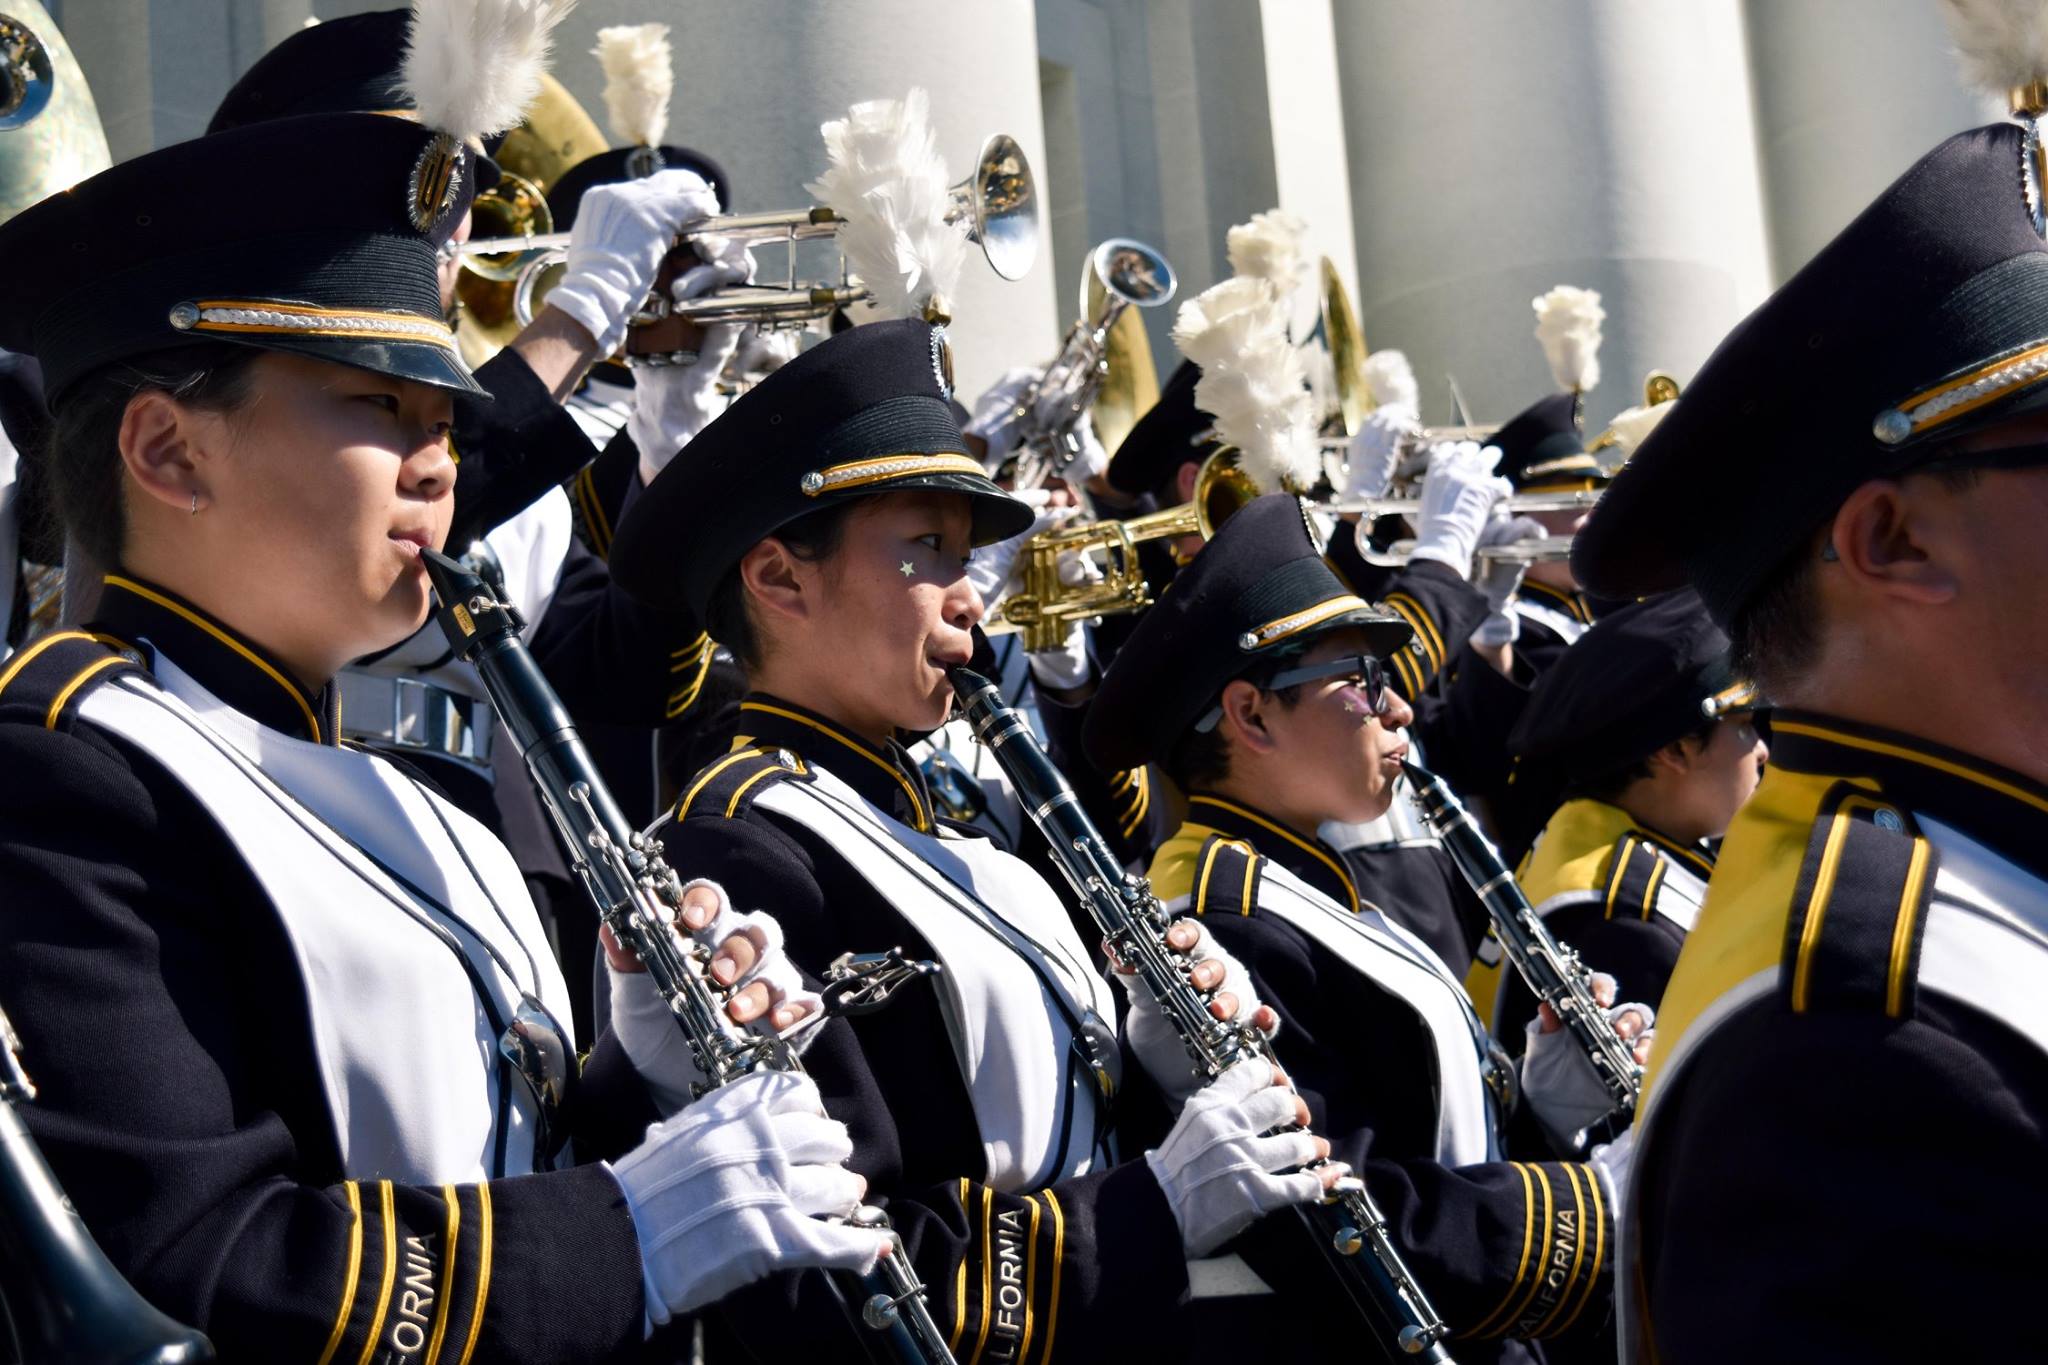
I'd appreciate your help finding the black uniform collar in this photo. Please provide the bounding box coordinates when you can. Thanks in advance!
[1185,792,1361,914]
[734,693,935,833]
[1763,709,2048,884]
[92,571,339,746]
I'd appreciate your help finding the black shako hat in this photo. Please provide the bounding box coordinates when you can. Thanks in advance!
[1106,359,1213,497]
[0,112,483,407]
[609,319,1035,617]
[207,11,502,190]
[1084,493,1412,773]
[1489,390,1608,492]
[1510,590,1749,785]
[548,145,733,228]
[1576,121,2048,624]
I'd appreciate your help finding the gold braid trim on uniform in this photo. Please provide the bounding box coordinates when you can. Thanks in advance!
[948,1178,972,1353]
[666,634,715,719]
[1014,1195,1043,1361]
[1462,1162,1536,1339]
[1036,1190,1066,1365]
[970,1185,996,1363]
[1489,1164,1555,1338]
[103,575,324,742]
[354,1181,399,1365]
[315,1182,366,1365]
[738,700,931,831]
[43,652,129,729]
[1525,1164,1591,1337]
[455,1183,492,1365]
[1383,591,1444,674]
[1190,795,1360,914]
[1888,838,1936,1018]
[680,745,777,820]
[1790,795,1891,1012]
[1553,1163,1609,1336]
[574,466,614,559]
[421,1185,461,1365]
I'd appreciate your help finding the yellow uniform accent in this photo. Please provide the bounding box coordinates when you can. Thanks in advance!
[949,1178,972,1353]
[1554,1161,1608,1336]
[1638,766,1861,1111]
[1015,1195,1043,1361]
[422,1186,461,1365]
[314,1182,365,1365]
[1463,1162,1536,1339]
[1521,799,1640,907]
[1789,794,1890,1012]
[1887,838,1935,1018]
[44,654,129,728]
[1384,591,1444,673]
[970,1186,995,1363]
[354,1182,398,1365]
[679,745,779,820]
[1492,1164,1556,1337]
[1037,1190,1065,1365]
[455,1183,492,1365]
[1527,1164,1590,1337]
[1186,795,1359,913]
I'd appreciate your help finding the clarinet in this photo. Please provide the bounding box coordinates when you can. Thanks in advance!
[422,551,956,1365]
[948,667,1456,1362]
[0,1004,214,1365]
[1401,762,1641,1112]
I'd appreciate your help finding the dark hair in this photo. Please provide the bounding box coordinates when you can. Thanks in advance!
[1161,672,1308,792]
[1729,462,1982,696]
[39,344,261,568]
[703,500,860,673]
[1567,718,1721,806]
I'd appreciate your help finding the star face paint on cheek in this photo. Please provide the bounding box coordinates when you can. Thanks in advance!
[900,561,916,578]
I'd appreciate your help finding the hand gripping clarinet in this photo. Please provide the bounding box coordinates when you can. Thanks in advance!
[1401,763,1641,1113]
[422,550,956,1365]
[948,667,1456,1362]
[0,1003,214,1364]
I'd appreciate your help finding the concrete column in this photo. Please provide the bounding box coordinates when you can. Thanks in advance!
[543,0,1057,403]
[1331,0,1773,430]
[1745,0,1992,280]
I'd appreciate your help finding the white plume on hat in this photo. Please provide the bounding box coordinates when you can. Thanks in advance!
[1226,209,1311,300]
[594,22,672,149]
[1173,277,1320,495]
[1601,398,1676,470]
[1533,284,1604,393]
[401,0,577,144]
[1940,0,2048,96]
[805,88,969,323]
[1362,348,1420,411]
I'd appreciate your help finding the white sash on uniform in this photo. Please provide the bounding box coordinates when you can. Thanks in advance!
[79,655,571,1185]
[753,765,1116,1193]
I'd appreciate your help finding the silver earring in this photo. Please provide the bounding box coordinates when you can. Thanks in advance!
[190,491,199,516]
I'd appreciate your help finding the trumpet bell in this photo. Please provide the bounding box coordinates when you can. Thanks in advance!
[952,133,1038,282]
[1083,238,1174,459]
[0,4,110,221]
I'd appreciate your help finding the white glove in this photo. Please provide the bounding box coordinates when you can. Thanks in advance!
[1521,979,1653,1152]
[609,879,826,1116]
[549,169,722,356]
[1469,514,1546,648]
[1143,1058,1331,1257]
[1117,922,1275,1108]
[1341,403,1419,501]
[607,1069,886,1327]
[1408,440,1512,580]
[966,489,1080,603]
[965,366,1044,469]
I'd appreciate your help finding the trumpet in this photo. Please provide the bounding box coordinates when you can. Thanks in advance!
[1325,489,1601,519]
[1009,237,1177,491]
[463,133,1037,335]
[989,449,1257,651]
[1358,537,1574,569]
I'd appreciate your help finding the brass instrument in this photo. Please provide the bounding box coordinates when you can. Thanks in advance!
[453,73,610,369]
[1081,240,1165,456]
[1009,237,1176,490]
[990,449,1257,651]
[1327,489,1600,519]
[1360,537,1573,569]
[468,133,1038,336]
[1584,370,1683,466]
[1318,258,1371,438]
[1,3,111,220]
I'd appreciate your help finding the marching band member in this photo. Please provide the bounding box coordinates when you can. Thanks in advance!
[0,105,879,1360]
[1489,591,1766,1049]
[210,7,739,1034]
[1083,493,1641,1361]
[606,318,1339,1361]
[1574,11,2048,1350]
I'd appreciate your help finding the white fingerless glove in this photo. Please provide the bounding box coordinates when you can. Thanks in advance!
[549,169,721,355]
[1341,403,1419,501]
[630,327,746,486]
[1117,925,1275,1108]
[607,1070,886,1328]
[1521,982,1653,1152]
[1144,1059,1329,1258]
[1409,441,1511,580]
[609,879,826,1115]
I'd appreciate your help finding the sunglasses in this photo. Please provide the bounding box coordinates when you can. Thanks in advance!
[1194,653,1391,733]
